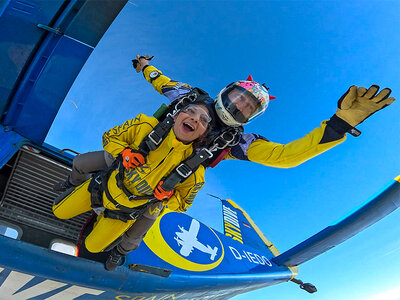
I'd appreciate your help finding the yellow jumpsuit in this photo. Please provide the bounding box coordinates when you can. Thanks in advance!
[53,114,205,253]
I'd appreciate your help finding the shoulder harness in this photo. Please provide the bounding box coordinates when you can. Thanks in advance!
[88,88,242,221]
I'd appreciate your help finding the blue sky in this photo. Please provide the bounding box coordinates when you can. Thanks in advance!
[46,1,400,299]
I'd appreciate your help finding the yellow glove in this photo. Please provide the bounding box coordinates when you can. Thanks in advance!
[336,85,395,128]
[131,55,154,72]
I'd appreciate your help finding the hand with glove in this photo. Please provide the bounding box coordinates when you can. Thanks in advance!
[154,180,174,201]
[332,85,395,136]
[132,55,154,72]
[120,148,145,169]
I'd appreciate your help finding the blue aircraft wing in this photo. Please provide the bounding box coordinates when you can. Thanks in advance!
[273,176,400,267]
[0,206,294,299]
[0,0,127,145]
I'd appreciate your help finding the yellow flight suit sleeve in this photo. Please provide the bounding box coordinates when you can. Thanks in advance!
[142,65,172,95]
[226,121,346,168]
[102,113,157,157]
[165,165,206,213]
[142,65,192,100]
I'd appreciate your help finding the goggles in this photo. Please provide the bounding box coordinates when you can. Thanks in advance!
[181,104,212,127]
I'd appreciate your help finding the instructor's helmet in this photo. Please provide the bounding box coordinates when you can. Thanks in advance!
[214,76,275,127]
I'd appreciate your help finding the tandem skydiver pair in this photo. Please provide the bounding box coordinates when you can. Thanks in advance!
[53,55,395,271]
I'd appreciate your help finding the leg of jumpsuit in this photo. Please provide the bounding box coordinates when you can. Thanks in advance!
[69,151,115,186]
[85,213,136,253]
[116,202,164,255]
[52,181,93,219]
[53,177,136,253]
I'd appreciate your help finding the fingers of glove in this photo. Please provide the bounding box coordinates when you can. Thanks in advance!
[154,193,166,201]
[376,96,395,110]
[139,55,154,61]
[126,153,145,167]
[131,153,145,166]
[154,183,174,200]
[154,187,165,200]
[357,87,367,98]
[160,189,174,200]
[121,148,134,157]
[154,182,165,199]
[136,55,154,61]
[338,85,357,109]
[121,149,145,168]
[362,85,380,99]
[373,88,392,103]
[122,159,134,169]
[121,148,132,157]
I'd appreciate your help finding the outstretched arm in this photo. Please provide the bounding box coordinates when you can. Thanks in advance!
[226,85,395,168]
[227,121,346,168]
[134,55,192,102]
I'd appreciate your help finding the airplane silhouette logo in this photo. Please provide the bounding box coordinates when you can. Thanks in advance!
[174,219,218,261]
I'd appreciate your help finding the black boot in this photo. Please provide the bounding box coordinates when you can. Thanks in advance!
[105,248,125,271]
[53,177,75,192]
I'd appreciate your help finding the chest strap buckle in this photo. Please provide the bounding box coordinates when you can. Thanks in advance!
[175,163,193,178]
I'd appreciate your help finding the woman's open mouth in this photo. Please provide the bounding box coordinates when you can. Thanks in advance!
[182,122,195,132]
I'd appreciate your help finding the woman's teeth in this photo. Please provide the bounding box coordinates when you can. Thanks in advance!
[183,122,194,131]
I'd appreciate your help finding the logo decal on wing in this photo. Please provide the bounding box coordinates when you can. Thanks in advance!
[175,219,218,261]
[144,211,224,271]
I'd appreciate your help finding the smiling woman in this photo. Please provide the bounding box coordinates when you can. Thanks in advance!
[173,103,213,144]
[52,98,215,270]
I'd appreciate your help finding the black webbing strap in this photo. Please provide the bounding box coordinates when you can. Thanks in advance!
[139,114,175,155]
[160,148,213,191]
[87,173,104,209]
[103,199,159,222]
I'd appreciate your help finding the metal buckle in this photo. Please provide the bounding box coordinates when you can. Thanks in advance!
[199,148,213,159]
[129,211,140,220]
[174,98,187,113]
[148,130,162,146]
[212,135,230,150]
[175,163,193,178]
[188,92,198,101]
[211,129,238,151]
[94,175,102,185]
[221,130,236,144]
[173,92,198,114]
[165,113,175,122]
[128,194,136,201]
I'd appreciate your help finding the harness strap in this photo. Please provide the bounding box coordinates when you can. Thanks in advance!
[87,161,158,221]
[160,148,213,191]
[88,173,104,209]
[103,199,158,223]
[139,114,175,154]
